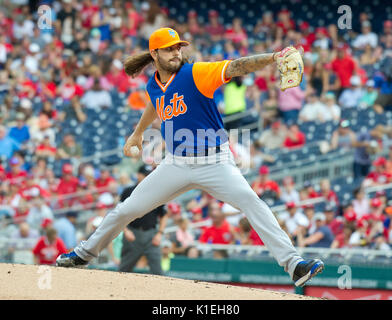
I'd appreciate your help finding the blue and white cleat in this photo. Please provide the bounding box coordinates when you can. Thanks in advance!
[293,259,324,287]
[56,251,88,268]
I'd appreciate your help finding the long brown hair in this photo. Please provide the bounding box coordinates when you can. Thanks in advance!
[124,51,154,78]
[123,50,192,78]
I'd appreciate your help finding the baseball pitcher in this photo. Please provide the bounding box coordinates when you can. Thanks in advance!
[57,28,323,287]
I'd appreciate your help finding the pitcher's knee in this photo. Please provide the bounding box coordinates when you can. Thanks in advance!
[231,188,260,208]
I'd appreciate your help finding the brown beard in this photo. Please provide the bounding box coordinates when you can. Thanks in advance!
[156,51,192,73]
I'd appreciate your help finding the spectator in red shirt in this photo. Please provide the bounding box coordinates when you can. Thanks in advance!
[56,163,79,208]
[35,135,57,159]
[299,22,316,52]
[364,157,392,187]
[324,204,343,236]
[225,18,248,48]
[199,202,235,245]
[319,179,339,208]
[187,10,204,36]
[234,217,264,245]
[368,198,385,222]
[331,225,354,248]
[331,43,356,93]
[251,165,280,201]
[205,10,225,42]
[300,181,320,201]
[33,227,67,265]
[13,199,31,224]
[276,9,296,35]
[283,123,306,149]
[80,0,100,29]
[5,156,28,186]
[105,59,129,93]
[58,76,84,102]
[95,169,116,194]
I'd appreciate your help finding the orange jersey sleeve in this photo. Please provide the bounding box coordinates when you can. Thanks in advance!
[192,60,232,99]
[146,90,152,103]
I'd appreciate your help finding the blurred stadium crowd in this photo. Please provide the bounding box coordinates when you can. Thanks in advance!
[1,0,392,269]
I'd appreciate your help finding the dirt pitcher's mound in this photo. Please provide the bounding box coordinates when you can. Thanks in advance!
[0,263,318,300]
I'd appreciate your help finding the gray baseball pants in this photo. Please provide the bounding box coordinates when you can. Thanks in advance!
[74,143,303,278]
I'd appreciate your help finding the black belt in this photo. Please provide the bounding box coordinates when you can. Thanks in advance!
[181,145,221,157]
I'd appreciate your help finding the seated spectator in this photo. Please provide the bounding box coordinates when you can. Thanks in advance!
[352,187,370,219]
[299,92,327,122]
[359,80,378,109]
[8,112,30,146]
[0,125,20,159]
[352,20,378,50]
[280,176,300,204]
[199,202,236,245]
[170,217,199,258]
[302,204,316,234]
[35,135,57,159]
[80,78,113,110]
[57,133,83,160]
[363,157,392,187]
[324,204,343,236]
[5,156,28,186]
[55,163,80,208]
[330,119,356,151]
[260,88,279,127]
[95,169,116,194]
[373,58,392,113]
[186,191,217,219]
[277,85,305,124]
[278,202,309,241]
[338,75,364,109]
[298,212,334,248]
[26,195,54,231]
[83,65,112,91]
[349,219,370,247]
[321,92,341,122]
[318,179,339,208]
[53,211,78,250]
[251,165,280,202]
[32,227,67,265]
[39,101,58,126]
[256,120,286,150]
[58,96,87,123]
[8,222,39,259]
[85,202,108,236]
[330,226,354,248]
[368,198,386,221]
[233,217,263,245]
[205,10,225,42]
[106,59,130,94]
[331,43,356,93]
[283,123,306,149]
[299,181,319,201]
[353,125,384,179]
[57,76,84,103]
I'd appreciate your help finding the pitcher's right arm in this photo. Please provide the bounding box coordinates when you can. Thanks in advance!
[123,100,158,157]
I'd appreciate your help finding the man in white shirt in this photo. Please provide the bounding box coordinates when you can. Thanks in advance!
[320,92,341,122]
[299,92,326,122]
[352,21,378,49]
[278,202,309,238]
[338,76,364,108]
[80,79,113,110]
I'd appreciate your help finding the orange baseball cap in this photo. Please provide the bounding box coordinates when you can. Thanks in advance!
[149,28,189,51]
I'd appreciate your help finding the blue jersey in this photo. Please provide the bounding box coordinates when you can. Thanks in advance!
[146,61,232,155]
